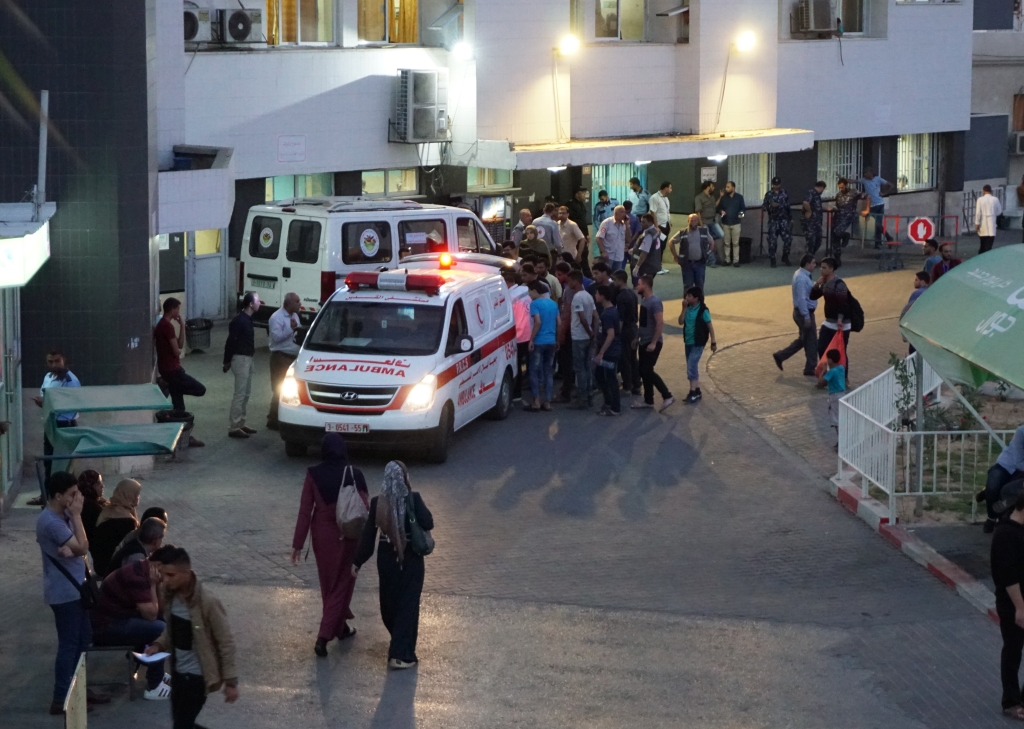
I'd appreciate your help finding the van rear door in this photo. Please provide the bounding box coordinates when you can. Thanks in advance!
[244,213,286,309]
[338,219,397,273]
[281,216,324,316]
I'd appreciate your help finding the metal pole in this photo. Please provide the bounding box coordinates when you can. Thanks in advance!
[914,352,925,516]
[714,46,733,131]
[34,90,49,222]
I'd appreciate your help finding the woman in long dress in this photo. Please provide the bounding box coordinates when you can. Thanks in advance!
[91,478,141,576]
[291,434,368,657]
[353,461,433,670]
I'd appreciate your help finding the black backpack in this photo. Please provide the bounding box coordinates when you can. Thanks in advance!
[847,291,865,333]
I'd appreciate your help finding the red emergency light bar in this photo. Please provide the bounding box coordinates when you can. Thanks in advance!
[344,271,448,296]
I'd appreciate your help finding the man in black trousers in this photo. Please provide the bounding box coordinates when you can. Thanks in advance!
[992,491,1024,720]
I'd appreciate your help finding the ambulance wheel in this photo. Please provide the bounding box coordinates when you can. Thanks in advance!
[426,403,454,464]
[485,370,513,421]
[284,440,307,458]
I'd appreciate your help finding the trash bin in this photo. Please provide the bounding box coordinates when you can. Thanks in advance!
[156,409,195,452]
[185,318,213,352]
[738,237,753,265]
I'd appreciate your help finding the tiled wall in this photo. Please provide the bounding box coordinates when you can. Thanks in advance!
[0,0,155,387]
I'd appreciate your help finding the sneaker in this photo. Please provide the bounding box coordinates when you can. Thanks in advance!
[228,428,249,439]
[388,658,418,670]
[659,397,675,412]
[187,436,205,448]
[656,268,669,275]
[240,425,258,435]
[772,353,783,372]
[685,392,699,404]
[144,681,171,701]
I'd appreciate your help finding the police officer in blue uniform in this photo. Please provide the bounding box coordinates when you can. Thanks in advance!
[762,176,793,268]
[802,181,827,255]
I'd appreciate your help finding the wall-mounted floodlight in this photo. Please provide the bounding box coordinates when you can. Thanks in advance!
[452,41,473,61]
[734,31,756,53]
[707,155,728,163]
[547,166,568,173]
[556,35,580,56]
[635,160,652,166]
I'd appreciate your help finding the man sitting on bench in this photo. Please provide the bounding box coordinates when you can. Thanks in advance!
[92,544,176,700]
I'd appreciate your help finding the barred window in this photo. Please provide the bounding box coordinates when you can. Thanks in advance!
[816,139,863,193]
[730,153,775,206]
[897,134,937,192]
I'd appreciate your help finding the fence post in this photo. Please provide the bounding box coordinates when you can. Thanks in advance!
[914,353,925,516]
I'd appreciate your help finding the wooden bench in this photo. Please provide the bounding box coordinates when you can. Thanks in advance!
[85,645,139,701]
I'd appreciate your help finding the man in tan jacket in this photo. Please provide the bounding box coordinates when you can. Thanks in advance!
[146,547,238,728]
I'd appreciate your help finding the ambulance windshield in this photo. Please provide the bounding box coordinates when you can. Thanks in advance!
[306,301,446,357]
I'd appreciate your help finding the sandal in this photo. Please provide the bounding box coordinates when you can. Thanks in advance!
[1005,706,1024,721]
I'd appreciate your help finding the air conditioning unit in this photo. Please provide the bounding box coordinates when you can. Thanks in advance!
[795,0,835,32]
[217,8,262,43]
[183,5,212,43]
[1012,131,1024,156]
[394,70,450,144]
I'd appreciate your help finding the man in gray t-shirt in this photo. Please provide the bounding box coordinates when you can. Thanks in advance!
[634,275,674,410]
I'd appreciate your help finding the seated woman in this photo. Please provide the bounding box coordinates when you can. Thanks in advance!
[91,479,142,576]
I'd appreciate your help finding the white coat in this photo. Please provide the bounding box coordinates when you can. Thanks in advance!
[975,193,1003,237]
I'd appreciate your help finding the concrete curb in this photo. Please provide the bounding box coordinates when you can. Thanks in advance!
[829,475,998,624]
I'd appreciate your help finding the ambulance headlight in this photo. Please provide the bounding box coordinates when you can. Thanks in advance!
[402,374,437,412]
[280,366,301,406]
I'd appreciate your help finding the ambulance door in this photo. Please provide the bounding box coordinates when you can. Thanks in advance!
[282,217,324,318]
[243,214,285,310]
[464,288,494,419]
[442,299,477,429]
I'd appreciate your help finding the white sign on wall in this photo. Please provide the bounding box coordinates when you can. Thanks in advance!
[700,167,718,183]
[277,135,307,163]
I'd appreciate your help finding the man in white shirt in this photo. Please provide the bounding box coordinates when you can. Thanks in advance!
[567,270,597,409]
[648,181,673,238]
[557,206,586,263]
[533,203,562,255]
[267,292,301,430]
[596,206,629,272]
[975,184,1003,255]
[33,350,81,484]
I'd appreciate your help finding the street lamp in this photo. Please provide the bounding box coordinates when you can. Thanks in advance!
[452,41,474,61]
[557,34,580,56]
[715,31,756,131]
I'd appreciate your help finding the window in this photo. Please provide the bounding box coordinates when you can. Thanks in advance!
[268,0,334,44]
[286,220,322,263]
[475,222,495,253]
[817,139,863,192]
[730,153,776,205]
[342,221,393,265]
[445,300,469,356]
[265,174,333,202]
[839,0,865,32]
[897,133,937,191]
[398,219,447,258]
[359,0,418,43]
[194,229,221,256]
[456,217,482,252]
[595,0,645,40]
[591,163,647,210]
[361,168,419,197]
[466,167,513,191]
[307,301,446,357]
[249,216,283,259]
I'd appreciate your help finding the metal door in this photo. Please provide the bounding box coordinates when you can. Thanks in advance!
[0,288,22,494]
[186,229,228,320]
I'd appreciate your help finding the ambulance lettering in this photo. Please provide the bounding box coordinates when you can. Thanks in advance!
[457,384,477,408]
[303,358,411,377]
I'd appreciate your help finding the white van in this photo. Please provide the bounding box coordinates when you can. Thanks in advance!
[276,263,517,463]
[238,198,500,326]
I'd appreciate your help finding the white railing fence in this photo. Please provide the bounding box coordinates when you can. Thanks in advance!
[836,353,1008,520]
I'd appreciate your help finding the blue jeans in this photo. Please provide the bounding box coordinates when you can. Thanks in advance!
[608,258,626,274]
[682,260,706,293]
[685,344,704,383]
[51,600,92,703]
[595,360,621,413]
[572,339,594,402]
[870,204,885,245]
[94,617,167,690]
[529,344,556,402]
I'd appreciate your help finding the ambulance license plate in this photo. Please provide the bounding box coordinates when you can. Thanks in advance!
[250,278,276,290]
[325,423,369,434]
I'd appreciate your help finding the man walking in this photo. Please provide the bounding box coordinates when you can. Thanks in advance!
[592,285,622,416]
[147,547,239,729]
[858,167,891,249]
[990,492,1024,720]
[567,270,597,409]
[37,472,104,715]
[773,254,819,377]
[612,269,641,395]
[976,184,1003,254]
[267,293,301,431]
[802,181,827,255]
[566,187,592,276]
[627,177,650,215]
[649,181,673,240]
[694,181,722,266]
[632,275,673,411]
[830,178,862,261]
[224,293,260,439]
[810,257,852,377]
[716,181,746,267]
[678,286,717,405]
[762,176,793,267]
[669,214,713,291]
[596,205,629,272]
[558,205,587,265]
[32,351,81,483]
[633,213,665,282]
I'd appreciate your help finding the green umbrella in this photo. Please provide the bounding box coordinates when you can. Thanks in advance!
[900,245,1024,390]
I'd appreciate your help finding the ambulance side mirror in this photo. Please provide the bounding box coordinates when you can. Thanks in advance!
[459,336,474,353]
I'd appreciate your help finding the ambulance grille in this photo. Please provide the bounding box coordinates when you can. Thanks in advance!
[307,383,400,409]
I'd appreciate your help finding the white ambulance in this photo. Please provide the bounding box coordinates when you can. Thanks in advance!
[238,198,500,327]
[277,262,517,463]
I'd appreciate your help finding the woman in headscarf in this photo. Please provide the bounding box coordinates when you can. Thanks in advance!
[91,478,142,576]
[291,434,368,657]
[76,469,106,543]
[353,461,434,670]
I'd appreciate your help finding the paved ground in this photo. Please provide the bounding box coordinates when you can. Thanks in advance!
[0,233,1019,728]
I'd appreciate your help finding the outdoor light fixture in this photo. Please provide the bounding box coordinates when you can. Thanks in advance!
[707,155,728,163]
[452,41,473,61]
[735,30,756,53]
[557,35,580,56]
[715,31,756,131]
[635,160,652,166]
[547,166,568,173]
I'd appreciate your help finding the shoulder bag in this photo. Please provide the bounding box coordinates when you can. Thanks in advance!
[46,553,100,609]
[335,465,370,539]
[404,492,434,557]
